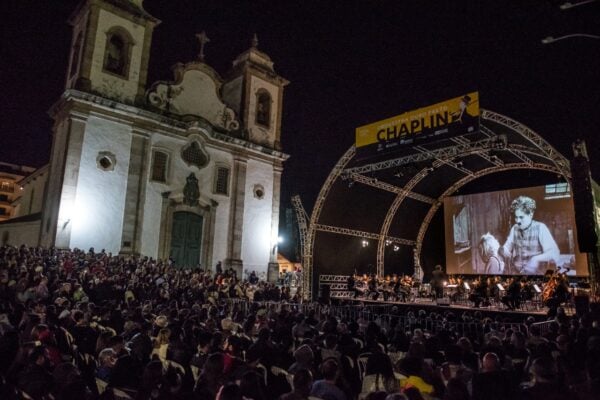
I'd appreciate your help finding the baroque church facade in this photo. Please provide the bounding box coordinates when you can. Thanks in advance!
[10,0,289,277]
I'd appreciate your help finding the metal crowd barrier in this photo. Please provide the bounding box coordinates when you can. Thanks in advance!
[225,298,527,340]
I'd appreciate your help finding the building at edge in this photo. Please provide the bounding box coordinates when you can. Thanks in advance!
[0,0,289,279]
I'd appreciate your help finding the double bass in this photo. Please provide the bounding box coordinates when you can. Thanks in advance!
[542,267,570,304]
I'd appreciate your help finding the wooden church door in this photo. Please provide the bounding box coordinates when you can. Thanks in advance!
[170,211,203,268]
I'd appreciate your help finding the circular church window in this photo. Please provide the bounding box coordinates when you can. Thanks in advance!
[96,152,116,171]
[253,184,265,199]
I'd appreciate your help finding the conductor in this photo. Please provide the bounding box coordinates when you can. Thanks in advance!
[431,265,445,299]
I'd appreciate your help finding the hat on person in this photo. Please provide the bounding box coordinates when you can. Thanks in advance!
[59,310,71,320]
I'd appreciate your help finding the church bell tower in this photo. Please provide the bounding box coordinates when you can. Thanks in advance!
[222,35,289,150]
[65,0,160,104]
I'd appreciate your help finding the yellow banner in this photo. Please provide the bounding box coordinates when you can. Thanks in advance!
[355,92,479,154]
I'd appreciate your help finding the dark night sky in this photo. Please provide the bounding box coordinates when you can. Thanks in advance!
[1,0,599,215]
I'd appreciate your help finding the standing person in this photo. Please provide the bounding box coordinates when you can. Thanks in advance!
[430,265,445,299]
[501,196,559,275]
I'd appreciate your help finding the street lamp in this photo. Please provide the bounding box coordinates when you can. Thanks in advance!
[542,33,600,44]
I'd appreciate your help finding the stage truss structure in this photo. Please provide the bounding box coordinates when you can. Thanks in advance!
[301,110,572,301]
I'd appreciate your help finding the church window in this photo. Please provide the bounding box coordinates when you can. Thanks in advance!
[255,90,271,127]
[96,152,116,171]
[214,166,230,196]
[0,181,13,193]
[103,27,133,78]
[151,151,169,183]
[253,184,265,200]
[99,157,112,169]
[181,141,209,169]
[69,32,83,78]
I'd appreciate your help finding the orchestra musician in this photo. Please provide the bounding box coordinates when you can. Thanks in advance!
[367,273,379,300]
[521,278,534,302]
[543,268,571,317]
[501,276,522,310]
[469,277,489,308]
[347,274,358,299]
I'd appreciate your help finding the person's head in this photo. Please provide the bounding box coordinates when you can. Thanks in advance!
[482,352,500,373]
[530,357,557,383]
[202,353,224,378]
[98,348,117,368]
[216,383,243,400]
[293,344,314,364]
[385,394,408,400]
[141,360,163,388]
[510,196,536,229]
[239,371,266,400]
[366,392,388,400]
[320,358,339,381]
[293,368,313,396]
[403,387,425,400]
[479,233,500,261]
[444,377,470,400]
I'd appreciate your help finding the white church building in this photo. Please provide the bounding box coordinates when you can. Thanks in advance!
[1,0,289,277]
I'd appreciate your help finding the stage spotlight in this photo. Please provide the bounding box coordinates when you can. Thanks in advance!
[361,239,369,247]
[393,245,400,252]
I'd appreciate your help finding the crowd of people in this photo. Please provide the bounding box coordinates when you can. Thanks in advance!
[1,244,599,400]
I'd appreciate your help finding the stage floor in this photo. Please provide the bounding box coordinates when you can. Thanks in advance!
[331,295,562,317]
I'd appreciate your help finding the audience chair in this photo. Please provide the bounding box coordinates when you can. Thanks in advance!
[96,378,108,395]
[271,365,294,390]
[190,365,200,382]
[357,352,371,379]
[256,363,268,386]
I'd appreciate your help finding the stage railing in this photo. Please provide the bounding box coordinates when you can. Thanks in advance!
[226,298,528,338]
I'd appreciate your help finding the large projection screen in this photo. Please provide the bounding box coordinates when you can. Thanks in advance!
[444,183,588,276]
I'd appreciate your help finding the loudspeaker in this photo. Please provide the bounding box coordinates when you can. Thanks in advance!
[319,284,331,304]
[570,154,597,253]
[574,295,590,316]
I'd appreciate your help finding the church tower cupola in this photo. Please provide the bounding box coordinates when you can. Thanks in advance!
[65,0,160,104]
[222,34,289,150]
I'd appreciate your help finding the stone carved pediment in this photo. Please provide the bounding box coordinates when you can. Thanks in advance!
[147,62,240,131]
